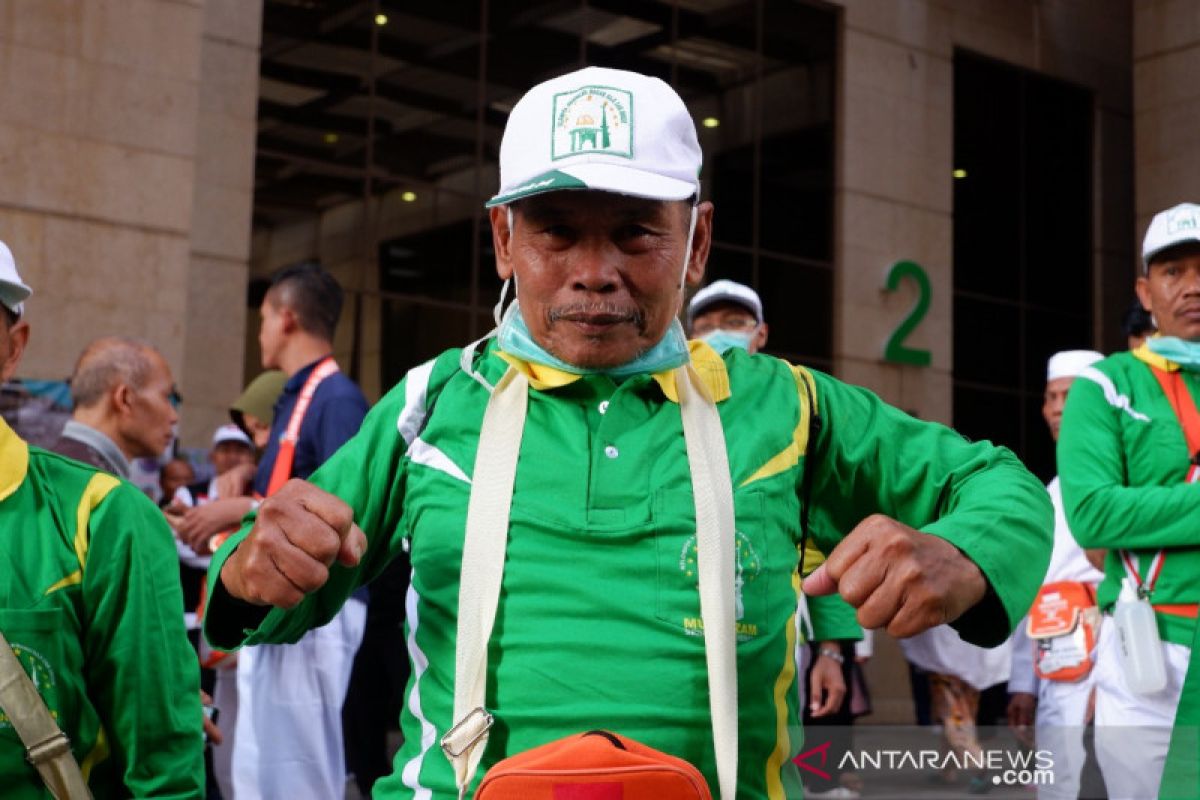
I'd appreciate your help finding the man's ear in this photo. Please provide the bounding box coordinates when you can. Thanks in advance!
[112,382,136,418]
[1135,275,1153,314]
[490,206,514,281]
[754,322,769,351]
[0,320,29,383]
[684,201,714,287]
[278,305,300,335]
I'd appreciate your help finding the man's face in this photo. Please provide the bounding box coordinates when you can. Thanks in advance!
[0,312,29,383]
[690,301,767,354]
[1042,376,1074,441]
[491,192,713,369]
[258,295,286,370]
[119,353,179,458]
[211,440,254,475]
[1136,243,1200,341]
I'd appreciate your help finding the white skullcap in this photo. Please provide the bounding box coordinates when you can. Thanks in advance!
[1047,350,1104,382]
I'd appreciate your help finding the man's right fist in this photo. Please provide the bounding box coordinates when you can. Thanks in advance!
[219,479,366,608]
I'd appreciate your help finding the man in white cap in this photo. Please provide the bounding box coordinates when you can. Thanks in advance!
[0,241,204,795]
[687,279,769,354]
[204,67,1052,798]
[1007,349,1106,800]
[1059,202,1200,799]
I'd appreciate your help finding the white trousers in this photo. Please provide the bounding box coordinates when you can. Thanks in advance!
[232,599,367,799]
[211,661,240,800]
[1092,618,1190,800]
[1034,666,1095,800]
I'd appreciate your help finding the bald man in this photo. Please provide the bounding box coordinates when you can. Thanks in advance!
[50,337,179,478]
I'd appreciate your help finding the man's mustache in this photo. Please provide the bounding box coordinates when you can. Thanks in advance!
[548,303,645,327]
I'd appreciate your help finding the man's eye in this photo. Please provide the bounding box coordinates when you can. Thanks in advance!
[618,225,656,240]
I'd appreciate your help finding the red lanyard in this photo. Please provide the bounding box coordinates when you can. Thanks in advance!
[265,357,340,497]
[1150,367,1200,479]
[1126,368,1200,597]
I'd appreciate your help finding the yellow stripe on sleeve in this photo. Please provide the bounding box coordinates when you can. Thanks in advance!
[740,365,818,488]
[74,473,120,570]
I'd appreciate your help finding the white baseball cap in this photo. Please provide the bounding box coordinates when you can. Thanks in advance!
[1142,203,1200,270]
[486,66,701,208]
[212,423,253,448]
[687,279,763,327]
[0,241,32,316]
[1047,350,1104,382]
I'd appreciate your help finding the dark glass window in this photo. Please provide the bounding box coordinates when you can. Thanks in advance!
[952,51,1093,481]
[255,0,837,391]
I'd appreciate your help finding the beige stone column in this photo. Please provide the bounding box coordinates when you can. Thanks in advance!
[833,3,955,425]
[0,0,205,385]
[181,0,262,447]
[1133,1,1200,240]
[0,0,261,449]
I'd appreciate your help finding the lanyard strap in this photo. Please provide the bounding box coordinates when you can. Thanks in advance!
[1124,368,1200,595]
[1121,549,1166,596]
[265,357,339,497]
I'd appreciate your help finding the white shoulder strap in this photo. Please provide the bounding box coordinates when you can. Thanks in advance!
[443,363,738,799]
[442,366,528,798]
[675,363,740,799]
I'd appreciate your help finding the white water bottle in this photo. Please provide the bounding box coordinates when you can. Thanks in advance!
[1113,577,1168,695]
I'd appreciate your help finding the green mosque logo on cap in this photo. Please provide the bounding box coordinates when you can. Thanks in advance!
[551,85,633,161]
[1167,206,1200,234]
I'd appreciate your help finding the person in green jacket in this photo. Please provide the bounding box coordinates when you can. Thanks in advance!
[204,66,1051,799]
[1058,202,1200,800]
[0,242,204,798]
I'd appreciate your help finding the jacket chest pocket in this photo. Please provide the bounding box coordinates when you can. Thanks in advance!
[653,489,772,642]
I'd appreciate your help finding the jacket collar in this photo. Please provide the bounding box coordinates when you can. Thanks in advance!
[0,416,29,502]
[494,339,731,404]
[1132,337,1180,373]
[60,420,131,479]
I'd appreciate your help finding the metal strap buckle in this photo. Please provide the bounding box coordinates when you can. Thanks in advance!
[441,707,494,759]
[25,731,71,766]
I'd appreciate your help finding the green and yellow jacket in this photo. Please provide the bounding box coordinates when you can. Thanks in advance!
[207,341,1050,799]
[0,418,203,798]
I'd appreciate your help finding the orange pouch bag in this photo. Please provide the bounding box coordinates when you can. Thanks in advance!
[473,730,713,800]
[1027,580,1100,682]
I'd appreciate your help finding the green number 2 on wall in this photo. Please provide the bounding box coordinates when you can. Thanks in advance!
[883,260,932,367]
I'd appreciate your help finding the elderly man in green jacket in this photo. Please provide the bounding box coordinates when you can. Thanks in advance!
[1058,202,1200,800]
[205,66,1051,799]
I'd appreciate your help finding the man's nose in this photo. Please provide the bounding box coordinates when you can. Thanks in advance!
[1184,268,1200,294]
[569,241,620,292]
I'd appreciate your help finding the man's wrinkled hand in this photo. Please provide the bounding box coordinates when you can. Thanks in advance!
[802,514,987,638]
[219,479,367,609]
